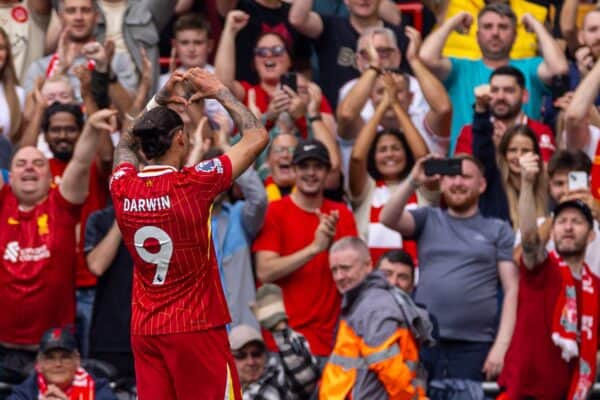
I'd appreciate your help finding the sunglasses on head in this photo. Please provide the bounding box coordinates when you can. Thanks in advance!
[233,349,264,360]
[254,45,287,58]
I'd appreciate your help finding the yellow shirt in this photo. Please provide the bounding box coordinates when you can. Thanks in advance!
[442,0,548,60]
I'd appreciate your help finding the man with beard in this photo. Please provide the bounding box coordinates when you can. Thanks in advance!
[41,102,113,358]
[253,138,358,364]
[419,3,567,150]
[380,154,518,382]
[455,66,556,162]
[498,152,600,399]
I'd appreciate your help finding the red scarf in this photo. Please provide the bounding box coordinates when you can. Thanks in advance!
[37,367,95,400]
[45,53,95,78]
[550,251,598,400]
[368,180,418,264]
[591,139,600,200]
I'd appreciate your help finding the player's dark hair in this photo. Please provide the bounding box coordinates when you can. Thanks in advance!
[132,106,184,160]
[174,13,212,38]
[41,102,85,133]
[547,150,592,177]
[376,249,415,274]
[478,3,517,28]
[490,65,525,88]
[367,128,415,181]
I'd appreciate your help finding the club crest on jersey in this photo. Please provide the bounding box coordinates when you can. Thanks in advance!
[195,158,223,174]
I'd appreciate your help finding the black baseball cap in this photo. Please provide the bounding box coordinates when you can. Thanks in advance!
[39,327,78,354]
[553,199,594,227]
[292,138,331,167]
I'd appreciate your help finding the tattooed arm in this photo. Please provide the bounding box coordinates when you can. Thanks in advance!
[186,68,269,179]
[113,127,141,170]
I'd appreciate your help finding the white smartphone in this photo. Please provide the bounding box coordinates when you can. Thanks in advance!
[568,171,589,191]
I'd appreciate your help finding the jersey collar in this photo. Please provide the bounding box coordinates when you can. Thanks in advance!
[138,165,178,177]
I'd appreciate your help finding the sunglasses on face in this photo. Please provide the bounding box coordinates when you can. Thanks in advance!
[233,349,264,360]
[358,47,396,58]
[254,45,287,58]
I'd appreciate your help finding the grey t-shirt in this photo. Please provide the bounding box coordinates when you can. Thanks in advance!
[409,207,514,342]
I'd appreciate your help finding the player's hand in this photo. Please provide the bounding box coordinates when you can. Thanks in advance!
[56,29,77,75]
[156,71,188,106]
[451,11,473,34]
[381,72,399,105]
[87,109,119,134]
[185,68,227,102]
[225,10,250,34]
[405,26,422,63]
[519,152,540,184]
[312,209,339,253]
[482,343,506,380]
[364,31,381,69]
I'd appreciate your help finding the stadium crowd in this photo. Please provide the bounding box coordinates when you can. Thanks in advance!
[0,0,600,398]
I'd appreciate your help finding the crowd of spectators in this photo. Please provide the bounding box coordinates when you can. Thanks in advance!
[0,0,600,398]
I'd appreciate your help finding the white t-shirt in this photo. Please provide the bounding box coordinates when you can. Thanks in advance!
[0,83,25,139]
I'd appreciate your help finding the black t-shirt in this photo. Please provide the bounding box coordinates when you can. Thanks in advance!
[313,16,409,109]
[235,0,312,84]
[85,206,133,354]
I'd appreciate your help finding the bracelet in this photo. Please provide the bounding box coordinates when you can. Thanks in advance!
[308,114,322,123]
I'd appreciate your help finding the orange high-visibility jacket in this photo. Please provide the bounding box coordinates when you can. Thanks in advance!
[319,273,427,400]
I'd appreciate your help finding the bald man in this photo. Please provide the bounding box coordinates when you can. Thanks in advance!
[0,110,115,383]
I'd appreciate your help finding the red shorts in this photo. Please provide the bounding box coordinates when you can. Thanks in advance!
[131,328,242,400]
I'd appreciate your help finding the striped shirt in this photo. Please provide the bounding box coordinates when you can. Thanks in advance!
[110,156,233,335]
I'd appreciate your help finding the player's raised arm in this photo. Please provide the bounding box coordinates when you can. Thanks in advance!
[61,109,118,204]
[185,68,269,179]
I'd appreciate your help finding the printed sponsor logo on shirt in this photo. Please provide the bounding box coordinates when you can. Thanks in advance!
[2,242,50,263]
[195,158,223,174]
[337,47,356,68]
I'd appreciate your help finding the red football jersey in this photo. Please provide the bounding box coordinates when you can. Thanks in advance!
[0,185,80,345]
[49,158,109,288]
[110,156,233,336]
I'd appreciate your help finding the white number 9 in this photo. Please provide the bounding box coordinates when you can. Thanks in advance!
[134,226,173,285]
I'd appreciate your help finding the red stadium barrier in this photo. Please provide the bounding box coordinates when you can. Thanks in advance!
[397,2,423,33]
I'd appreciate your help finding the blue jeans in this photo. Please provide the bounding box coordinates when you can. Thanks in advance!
[75,287,96,358]
[421,339,492,382]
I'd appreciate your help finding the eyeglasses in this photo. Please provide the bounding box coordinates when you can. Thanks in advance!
[254,45,287,58]
[233,350,264,360]
[271,145,296,155]
[358,47,397,58]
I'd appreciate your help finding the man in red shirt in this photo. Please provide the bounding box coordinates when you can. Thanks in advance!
[110,69,268,400]
[41,102,113,357]
[454,65,555,162]
[499,152,600,399]
[253,138,358,363]
[0,109,115,383]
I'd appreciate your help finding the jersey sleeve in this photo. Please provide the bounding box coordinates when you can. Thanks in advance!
[109,162,137,195]
[187,155,233,199]
[52,187,83,223]
[336,205,358,238]
[454,126,473,156]
[496,220,516,262]
[252,203,283,254]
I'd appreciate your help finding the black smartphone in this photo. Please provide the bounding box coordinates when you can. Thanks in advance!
[280,72,297,93]
[424,158,463,176]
